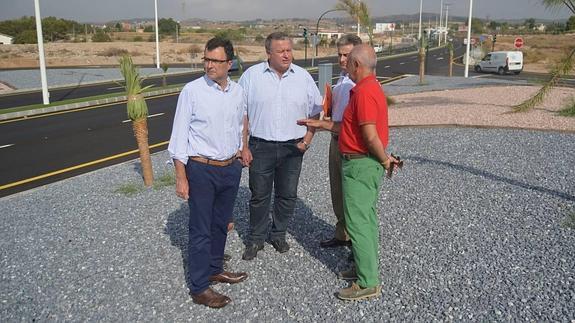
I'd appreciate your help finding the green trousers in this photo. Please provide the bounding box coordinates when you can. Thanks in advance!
[342,157,384,288]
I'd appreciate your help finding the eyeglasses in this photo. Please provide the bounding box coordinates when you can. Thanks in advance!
[202,57,229,64]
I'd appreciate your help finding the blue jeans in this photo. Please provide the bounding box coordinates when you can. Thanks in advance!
[248,137,303,243]
[186,159,242,295]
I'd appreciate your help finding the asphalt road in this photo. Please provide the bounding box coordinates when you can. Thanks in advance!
[0,43,516,197]
[0,45,421,110]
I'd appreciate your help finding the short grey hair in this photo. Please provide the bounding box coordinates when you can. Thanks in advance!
[265,32,292,53]
[336,34,362,48]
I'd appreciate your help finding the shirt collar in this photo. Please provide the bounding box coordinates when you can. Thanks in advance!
[264,61,294,77]
[203,74,232,92]
[350,74,377,93]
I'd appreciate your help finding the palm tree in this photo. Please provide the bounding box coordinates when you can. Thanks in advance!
[119,55,154,186]
[336,0,374,44]
[513,0,575,112]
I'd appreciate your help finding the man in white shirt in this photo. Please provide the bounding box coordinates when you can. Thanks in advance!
[239,32,323,260]
[168,37,248,309]
[319,34,362,249]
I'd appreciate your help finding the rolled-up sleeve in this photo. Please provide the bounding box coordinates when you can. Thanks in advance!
[168,88,194,165]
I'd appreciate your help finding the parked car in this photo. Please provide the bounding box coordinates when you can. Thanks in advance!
[474,51,523,75]
[373,44,384,53]
[230,57,243,72]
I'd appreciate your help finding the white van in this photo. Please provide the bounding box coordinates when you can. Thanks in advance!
[474,51,523,75]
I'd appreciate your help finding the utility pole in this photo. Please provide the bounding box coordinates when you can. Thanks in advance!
[33,0,49,105]
[418,0,423,41]
[464,0,473,78]
[357,0,361,37]
[444,4,449,43]
[439,0,444,46]
[154,0,160,69]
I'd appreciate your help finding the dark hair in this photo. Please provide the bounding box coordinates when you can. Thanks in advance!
[205,37,234,61]
[336,34,362,47]
[264,32,291,53]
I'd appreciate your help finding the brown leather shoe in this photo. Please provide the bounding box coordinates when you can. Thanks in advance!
[191,288,231,308]
[209,271,248,284]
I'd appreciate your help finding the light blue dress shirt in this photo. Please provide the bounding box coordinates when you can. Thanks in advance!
[239,61,323,141]
[168,75,246,165]
[331,72,355,122]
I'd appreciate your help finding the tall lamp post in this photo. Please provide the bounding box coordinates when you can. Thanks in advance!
[357,0,361,37]
[438,0,444,46]
[33,0,49,105]
[464,0,473,77]
[418,0,423,41]
[154,0,160,69]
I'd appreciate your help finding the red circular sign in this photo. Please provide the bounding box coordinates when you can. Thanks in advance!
[514,37,524,49]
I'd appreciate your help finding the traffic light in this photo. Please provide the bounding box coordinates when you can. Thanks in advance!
[493,34,497,43]
[303,28,307,38]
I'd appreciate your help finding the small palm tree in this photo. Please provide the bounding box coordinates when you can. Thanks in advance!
[160,62,169,87]
[513,0,575,112]
[119,55,154,186]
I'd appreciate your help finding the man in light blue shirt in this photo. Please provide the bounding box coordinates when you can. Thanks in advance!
[168,37,248,309]
[239,32,323,260]
[319,34,362,250]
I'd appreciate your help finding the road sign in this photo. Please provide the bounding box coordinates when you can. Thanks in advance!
[514,37,524,49]
[470,38,476,45]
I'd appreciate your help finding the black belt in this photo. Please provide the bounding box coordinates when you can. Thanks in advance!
[331,133,339,140]
[341,153,370,160]
[250,136,303,144]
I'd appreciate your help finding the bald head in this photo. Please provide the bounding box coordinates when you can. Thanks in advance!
[347,44,377,82]
[349,44,377,71]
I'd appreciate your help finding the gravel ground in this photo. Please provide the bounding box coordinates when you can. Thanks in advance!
[0,67,191,91]
[1,127,574,321]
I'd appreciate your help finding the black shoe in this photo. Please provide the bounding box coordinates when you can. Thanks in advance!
[320,237,352,248]
[269,239,290,253]
[242,243,264,261]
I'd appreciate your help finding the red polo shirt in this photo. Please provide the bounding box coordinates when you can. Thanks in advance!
[339,74,389,154]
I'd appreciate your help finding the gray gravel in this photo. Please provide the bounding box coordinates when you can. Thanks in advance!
[1,127,574,321]
[0,67,192,91]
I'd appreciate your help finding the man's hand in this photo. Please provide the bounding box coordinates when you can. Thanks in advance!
[240,147,253,167]
[383,154,403,179]
[296,141,308,153]
[175,176,189,200]
[297,118,329,131]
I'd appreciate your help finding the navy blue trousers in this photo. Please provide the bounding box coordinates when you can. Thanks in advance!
[186,159,242,295]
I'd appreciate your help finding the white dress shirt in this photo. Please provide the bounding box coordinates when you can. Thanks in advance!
[239,61,323,141]
[331,72,355,122]
[168,75,245,165]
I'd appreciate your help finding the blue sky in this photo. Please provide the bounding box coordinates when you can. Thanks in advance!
[0,0,570,22]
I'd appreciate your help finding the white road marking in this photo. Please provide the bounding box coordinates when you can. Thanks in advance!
[399,62,405,65]
[0,144,14,149]
[436,57,444,60]
[122,113,165,123]
[384,65,391,68]
[107,86,124,90]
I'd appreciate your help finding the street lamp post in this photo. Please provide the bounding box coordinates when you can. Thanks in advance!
[315,8,346,57]
[357,0,361,37]
[418,0,423,41]
[154,0,160,69]
[438,0,443,46]
[464,0,473,78]
[33,0,49,105]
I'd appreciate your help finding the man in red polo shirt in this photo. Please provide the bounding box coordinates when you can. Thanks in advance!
[298,43,398,301]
